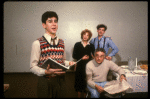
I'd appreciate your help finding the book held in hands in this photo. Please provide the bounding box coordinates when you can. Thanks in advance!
[41,58,80,71]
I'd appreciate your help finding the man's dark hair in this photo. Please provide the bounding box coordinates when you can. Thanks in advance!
[94,48,106,55]
[96,24,107,31]
[41,11,58,24]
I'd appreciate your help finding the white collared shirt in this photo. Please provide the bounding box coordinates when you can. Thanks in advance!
[30,33,69,76]
[81,41,90,47]
[44,33,59,45]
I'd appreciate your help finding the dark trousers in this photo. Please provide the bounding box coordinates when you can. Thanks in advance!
[37,76,65,98]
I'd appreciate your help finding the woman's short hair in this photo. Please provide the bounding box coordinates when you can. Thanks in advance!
[81,29,92,41]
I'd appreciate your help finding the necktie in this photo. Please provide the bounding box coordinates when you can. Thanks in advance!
[51,37,57,45]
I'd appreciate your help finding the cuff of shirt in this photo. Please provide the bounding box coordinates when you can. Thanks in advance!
[40,69,46,76]
[65,61,70,66]
[30,67,46,76]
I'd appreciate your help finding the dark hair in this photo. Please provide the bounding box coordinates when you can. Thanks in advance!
[81,29,92,41]
[94,48,106,55]
[96,24,107,31]
[41,11,58,24]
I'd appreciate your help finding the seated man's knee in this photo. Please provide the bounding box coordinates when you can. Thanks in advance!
[91,91,100,98]
[87,85,100,98]
[89,88,100,98]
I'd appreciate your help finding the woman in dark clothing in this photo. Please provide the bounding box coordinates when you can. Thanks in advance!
[72,29,95,98]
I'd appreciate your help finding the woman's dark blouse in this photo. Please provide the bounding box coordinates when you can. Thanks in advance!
[72,41,95,92]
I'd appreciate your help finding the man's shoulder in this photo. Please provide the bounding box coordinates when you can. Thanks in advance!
[105,36,112,41]
[32,40,40,48]
[103,59,111,65]
[58,38,65,46]
[103,59,117,66]
[89,37,97,43]
[91,37,97,40]
[86,59,94,67]
[104,59,110,62]
[104,59,113,63]
[58,38,64,42]
[37,36,45,41]
[33,36,46,46]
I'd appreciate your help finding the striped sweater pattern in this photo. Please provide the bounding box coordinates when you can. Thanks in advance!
[37,36,65,67]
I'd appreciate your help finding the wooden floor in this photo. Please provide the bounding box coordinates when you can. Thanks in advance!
[3,72,148,98]
[3,72,78,98]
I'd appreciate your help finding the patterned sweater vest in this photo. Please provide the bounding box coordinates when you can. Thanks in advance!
[37,36,65,67]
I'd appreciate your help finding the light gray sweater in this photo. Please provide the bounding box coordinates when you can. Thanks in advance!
[86,59,125,89]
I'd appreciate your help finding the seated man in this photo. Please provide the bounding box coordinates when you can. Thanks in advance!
[86,48,126,98]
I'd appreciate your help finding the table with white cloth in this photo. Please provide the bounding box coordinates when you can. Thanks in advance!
[114,66,148,93]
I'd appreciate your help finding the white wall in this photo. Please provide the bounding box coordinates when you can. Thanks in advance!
[4,1,148,72]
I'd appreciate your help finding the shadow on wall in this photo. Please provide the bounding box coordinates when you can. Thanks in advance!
[65,47,75,61]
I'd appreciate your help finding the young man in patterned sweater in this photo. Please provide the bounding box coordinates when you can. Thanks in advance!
[30,11,75,98]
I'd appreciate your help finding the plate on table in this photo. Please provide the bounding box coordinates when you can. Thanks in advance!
[121,65,128,69]
[133,70,147,75]
[123,69,130,73]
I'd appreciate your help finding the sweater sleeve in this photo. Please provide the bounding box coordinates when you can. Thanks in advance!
[109,61,125,76]
[86,62,96,89]
[30,40,46,76]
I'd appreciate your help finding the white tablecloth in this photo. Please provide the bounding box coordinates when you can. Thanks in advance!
[114,68,148,93]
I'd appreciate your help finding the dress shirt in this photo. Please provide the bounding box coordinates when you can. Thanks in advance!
[89,36,119,57]
[30,33,70,76]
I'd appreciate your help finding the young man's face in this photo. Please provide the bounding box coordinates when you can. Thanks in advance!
[97,27,105,37]
[42,17,58,34]
[94,51,105,64]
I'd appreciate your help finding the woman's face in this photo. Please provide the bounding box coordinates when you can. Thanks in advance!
[82,32,89,41]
